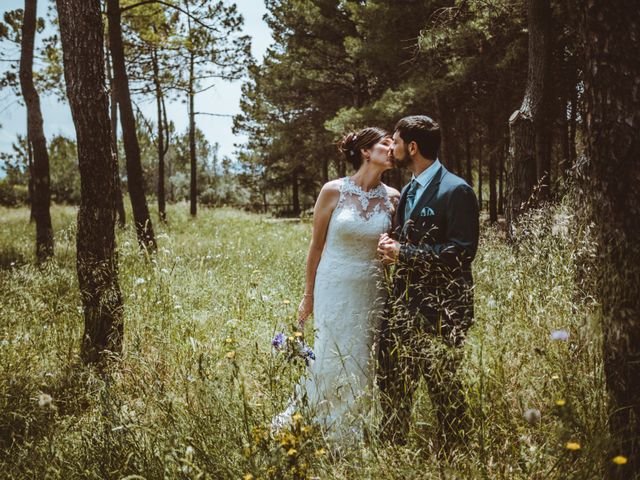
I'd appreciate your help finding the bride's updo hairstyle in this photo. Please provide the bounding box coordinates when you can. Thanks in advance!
[337,127,388,170]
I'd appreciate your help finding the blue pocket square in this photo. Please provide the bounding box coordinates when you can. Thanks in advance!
[418,207,436,217]
[419,207,435,217]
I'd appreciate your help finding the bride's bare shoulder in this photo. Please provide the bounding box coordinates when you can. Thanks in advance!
[316,179,342,206]
[319,179,342,197]
[322,178,343,192]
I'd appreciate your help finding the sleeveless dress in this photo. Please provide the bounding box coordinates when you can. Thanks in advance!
[273,177,393,440]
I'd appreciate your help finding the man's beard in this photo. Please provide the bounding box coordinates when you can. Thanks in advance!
[393,149,412,168]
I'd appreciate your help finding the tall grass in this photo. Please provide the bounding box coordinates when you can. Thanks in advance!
[0,202,620,479]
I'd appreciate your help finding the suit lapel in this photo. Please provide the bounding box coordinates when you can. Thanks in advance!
[396,182,410,227]
[410,164,444,221]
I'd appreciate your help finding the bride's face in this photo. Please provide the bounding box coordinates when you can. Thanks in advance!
[366,137,394,171]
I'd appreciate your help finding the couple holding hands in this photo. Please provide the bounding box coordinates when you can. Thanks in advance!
[274,115,479,452]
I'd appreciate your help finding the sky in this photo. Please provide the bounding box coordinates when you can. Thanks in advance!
[0,0,272,161]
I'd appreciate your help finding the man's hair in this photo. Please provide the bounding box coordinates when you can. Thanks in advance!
[394,115,441,160]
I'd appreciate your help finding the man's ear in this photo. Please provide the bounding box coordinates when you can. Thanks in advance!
[408,141,418,156]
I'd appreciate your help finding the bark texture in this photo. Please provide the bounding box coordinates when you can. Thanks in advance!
[107,0,156,250]
[188,51,197,217]
[581,0,640,474]
[19,0,54,261]
[151,46,168,223]
[56,0,124,365]
[106,44,126,228]
[506,0,551,235]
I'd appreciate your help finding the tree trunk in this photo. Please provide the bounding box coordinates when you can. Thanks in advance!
[321,156,328,184]
[19,0,54,262]
[464,117,473,185]
[382,168,402,191]
[489,142,498,223]
[338,157,346,177]
[151,46,166,223]
[582,1,640,475]
[291,169,300,216]
[506,0,551,235]
[477,141,483,210]
[437,95,461,174]
[106,0,156,251]
[161,92,171,203]
[559,101,570,183]
[498,138,505,215]
[56,0,124,366]
[533,0,552,200]
[188,52,197,217]
[568,85,577,172]
[106,43,126,228]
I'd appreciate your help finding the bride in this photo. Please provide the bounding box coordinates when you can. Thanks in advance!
[273,127,400,440]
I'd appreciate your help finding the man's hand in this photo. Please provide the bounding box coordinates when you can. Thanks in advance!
[377,233,400,265]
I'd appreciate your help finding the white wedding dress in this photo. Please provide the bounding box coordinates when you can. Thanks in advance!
[273,177,393,440]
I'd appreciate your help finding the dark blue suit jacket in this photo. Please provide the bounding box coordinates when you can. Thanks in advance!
[391,163,480,342]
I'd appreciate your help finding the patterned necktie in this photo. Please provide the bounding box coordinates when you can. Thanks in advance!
[404,179,419,220]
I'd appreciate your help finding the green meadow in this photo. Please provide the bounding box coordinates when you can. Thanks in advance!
[0,203,613,479]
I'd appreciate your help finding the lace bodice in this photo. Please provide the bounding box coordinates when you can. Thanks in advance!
[321,177,393,265]
[338,177,394,220]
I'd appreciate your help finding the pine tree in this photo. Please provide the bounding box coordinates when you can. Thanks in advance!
[55,0,124,365]
[19,0,54,261]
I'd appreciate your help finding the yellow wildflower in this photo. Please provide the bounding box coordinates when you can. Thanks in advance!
[612,455,628,465]
[565,442,581,451]
[287,448,297,456]
[226,351,236,359]
[292,413,303,422]
[243,474,254,480]
[315,448,326,457]
[283,299,291,305]
[279,432,295,447]
[555,399,566,407]
[294,331,303,337]
[225,338,234,344]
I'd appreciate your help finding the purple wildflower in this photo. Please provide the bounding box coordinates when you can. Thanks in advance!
[550,329,570,341]
[299,342,315,366]
[272,332,286,349]
[301,344,315,361]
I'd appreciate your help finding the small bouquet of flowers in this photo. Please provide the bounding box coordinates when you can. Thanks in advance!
[271,331,316,366]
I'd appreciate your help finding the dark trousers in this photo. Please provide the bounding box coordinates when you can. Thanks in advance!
[377,306,470,449]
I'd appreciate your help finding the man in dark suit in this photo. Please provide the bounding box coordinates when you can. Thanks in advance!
[376,115,480,449]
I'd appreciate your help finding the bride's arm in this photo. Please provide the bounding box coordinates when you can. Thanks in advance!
[298,181,340,329]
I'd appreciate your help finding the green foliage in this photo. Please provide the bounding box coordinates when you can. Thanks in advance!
[0,134,81,206]
[48,135,80,204]
[235,0,368,204]
[238,0,582,208]
[0,202,622,478]
[0,8,65,99]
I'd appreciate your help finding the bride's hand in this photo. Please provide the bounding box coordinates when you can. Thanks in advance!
[297,294,313,329]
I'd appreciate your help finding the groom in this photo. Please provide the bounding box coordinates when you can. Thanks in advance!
[376,115,479,449]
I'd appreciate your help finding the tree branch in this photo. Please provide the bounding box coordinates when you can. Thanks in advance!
[194,112,234,117]
[120,0,221,33]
